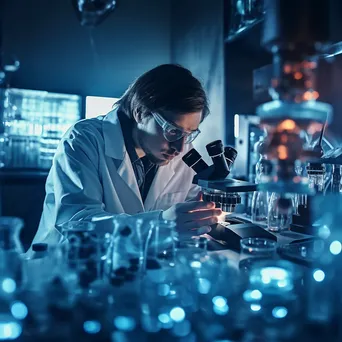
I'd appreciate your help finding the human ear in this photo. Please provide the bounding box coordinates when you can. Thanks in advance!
[132,108,144,123]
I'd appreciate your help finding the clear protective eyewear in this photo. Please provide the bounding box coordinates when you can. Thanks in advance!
[152,112,201,144]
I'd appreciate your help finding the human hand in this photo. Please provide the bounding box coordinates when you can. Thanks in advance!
[161,192,222,235]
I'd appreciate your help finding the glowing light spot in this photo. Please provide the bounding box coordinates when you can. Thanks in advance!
[213,304,229,316]
[277,145,288,160]
[277,279,288,288]
[2,278,16,294]
[197,278,211,294]
[114,316,136,331]
[303,91,316,101]
[330,241,342,255]
[212,296,227,308]
[83,321,101,334]
[243,289,262,302]
[283,64,292,74]
[294,72,303,80]
[0,322,22,340]
[250,304,261,312]
[190,261,201,269]
[11,302,28,320]
[170,307,185,323]
[158,314,171,324]
[313,269,325,282]
[278,119,296,131]
[272,306,288,319]
[158,284,170,297]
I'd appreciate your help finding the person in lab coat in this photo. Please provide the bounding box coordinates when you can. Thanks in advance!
[30,64,222,247]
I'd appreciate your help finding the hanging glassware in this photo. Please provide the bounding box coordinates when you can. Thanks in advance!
[227,0,265,42]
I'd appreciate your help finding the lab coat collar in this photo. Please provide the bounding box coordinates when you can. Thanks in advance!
[102,106,176,211]
[103,107,126,160]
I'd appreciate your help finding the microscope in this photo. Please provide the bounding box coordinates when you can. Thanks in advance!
[182,140,277,250]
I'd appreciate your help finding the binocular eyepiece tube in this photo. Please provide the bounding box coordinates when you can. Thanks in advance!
[182,148,209,174]
[224,146,237,171]
[206,140,230,179]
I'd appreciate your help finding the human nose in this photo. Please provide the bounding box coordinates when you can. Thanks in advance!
[169,136,185,154]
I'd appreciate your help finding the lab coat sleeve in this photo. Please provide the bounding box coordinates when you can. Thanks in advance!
[52,128,162,235]
[185,183,202,201]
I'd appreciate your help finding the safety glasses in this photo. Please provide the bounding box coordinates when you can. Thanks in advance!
[152,112,201,144]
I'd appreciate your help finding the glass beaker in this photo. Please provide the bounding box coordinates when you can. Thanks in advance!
[251,190,269,225]
[105,216,144,286]
[240,259,303,342]
[0,217,25,288]
[268,193,294,232]
[143,219,178,271]
[239,237,277,276]
[61,221,102,288]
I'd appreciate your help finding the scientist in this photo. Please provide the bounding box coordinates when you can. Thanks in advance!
[30,64,222,246]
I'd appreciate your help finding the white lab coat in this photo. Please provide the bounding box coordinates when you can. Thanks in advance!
[30,107,200,248]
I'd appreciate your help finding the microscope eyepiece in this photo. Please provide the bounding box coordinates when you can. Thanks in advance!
[224,146,238,170]
[206,140,230,178]
[206,140,224,157]
[182,148,209,174]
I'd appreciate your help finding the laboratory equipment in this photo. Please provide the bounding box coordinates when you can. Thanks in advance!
[227,0,265,42]
[61,221,106,288]
[268,193,295,232]
[144,219,178,270]
[105,216,144,286]
[206,140,230,179]
[1,88,81,169]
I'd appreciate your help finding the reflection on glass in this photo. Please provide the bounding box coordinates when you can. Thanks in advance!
[268,193,294,232]
[227,0,265,42]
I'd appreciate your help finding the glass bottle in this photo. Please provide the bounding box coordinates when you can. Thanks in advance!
[251,139,270,224]
[306,163,325,194]
[331,165,341,194]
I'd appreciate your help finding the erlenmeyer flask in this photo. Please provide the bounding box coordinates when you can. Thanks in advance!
[0,217,25,288]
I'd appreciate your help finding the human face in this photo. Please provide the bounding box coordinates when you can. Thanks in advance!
[135,111,202,165]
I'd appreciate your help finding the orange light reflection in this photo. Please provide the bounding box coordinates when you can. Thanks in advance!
[278,119,296,131]
[294,72,303,80]
[278,145,288,160]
